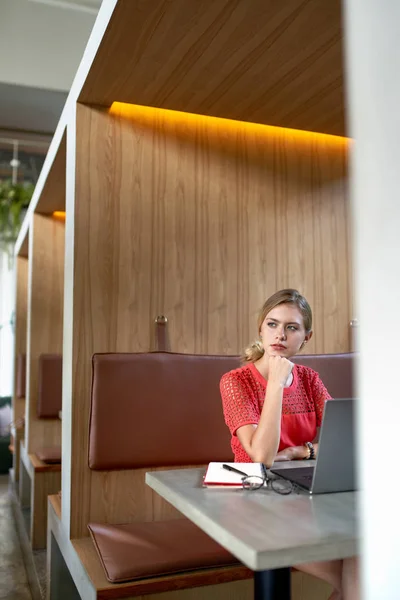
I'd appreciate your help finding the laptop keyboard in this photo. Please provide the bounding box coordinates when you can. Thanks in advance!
[270,467,314,490]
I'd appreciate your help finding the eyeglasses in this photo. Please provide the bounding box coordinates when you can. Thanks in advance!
[241,474,293,495]
[222,464,293,495]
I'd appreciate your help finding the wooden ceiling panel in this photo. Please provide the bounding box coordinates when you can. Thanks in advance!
[36,131,66,214]
[80,0,345,135]
[17,229,29,258]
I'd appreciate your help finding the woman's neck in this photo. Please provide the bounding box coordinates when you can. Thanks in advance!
[254,357,269,380]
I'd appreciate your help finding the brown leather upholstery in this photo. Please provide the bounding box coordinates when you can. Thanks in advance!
[35,446,62,464]
[292,353,355,398]
[87,350,354,587]
[16,353,26,399]
[89,352,240,470]
[37,354,62,418]
[88,519,240,583]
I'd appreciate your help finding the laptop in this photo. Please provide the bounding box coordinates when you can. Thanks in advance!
[270,399,356,494]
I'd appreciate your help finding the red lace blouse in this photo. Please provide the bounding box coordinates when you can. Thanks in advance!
[220,363,331,462]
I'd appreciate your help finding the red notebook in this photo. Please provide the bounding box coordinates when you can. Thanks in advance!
[203,462,263,487]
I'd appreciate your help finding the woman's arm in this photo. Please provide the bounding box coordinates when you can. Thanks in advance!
[273,428,321,462]
[273,369,331,463]
[236,356,293,467]
[274,445,309,461]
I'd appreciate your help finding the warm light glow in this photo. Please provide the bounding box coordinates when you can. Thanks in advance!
[52,211,66,221]
[109,102,351,148]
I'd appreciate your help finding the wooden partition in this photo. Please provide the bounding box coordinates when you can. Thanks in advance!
[11,249,29,483]
[20,129,67,455]
[25,214,65,455]
[61,101,350,538]
[15,213,66,549]
[13,254,28,422]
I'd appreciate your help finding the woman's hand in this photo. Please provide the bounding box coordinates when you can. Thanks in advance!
[268,356,294,388]
[274,445,310,462]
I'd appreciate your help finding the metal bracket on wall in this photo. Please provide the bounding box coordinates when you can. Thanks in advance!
[152,316,171,352]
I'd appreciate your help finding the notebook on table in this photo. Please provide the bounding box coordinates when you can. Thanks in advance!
[270,398,356,494]
[203,462,263,488]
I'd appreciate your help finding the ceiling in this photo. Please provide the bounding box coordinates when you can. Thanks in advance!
[0,0,100,140]
[28,0,102,14]
[0,82,67,138]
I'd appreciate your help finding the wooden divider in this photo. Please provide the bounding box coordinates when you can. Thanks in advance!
[12,130,66,500]
[13,255,28,422]
[11,253,29,483]
[61,102,350,539]
[25,214,65,455]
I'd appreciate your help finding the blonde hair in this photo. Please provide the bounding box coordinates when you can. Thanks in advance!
[242,289,312,363]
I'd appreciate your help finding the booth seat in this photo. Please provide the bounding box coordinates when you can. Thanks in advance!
[18,353,63,549]
[87,352,249,589]
[16,353,26,399]
[34,353,62,464]
[82,350,354,596]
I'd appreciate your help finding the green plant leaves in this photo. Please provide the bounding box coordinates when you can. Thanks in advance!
[0,180,34,246]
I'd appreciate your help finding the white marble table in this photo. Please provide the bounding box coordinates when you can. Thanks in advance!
[145,462,359,572]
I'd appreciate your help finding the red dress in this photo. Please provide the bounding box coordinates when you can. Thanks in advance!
[220,363,331,462]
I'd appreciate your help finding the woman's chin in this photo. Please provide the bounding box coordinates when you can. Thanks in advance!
[268,349,287,357]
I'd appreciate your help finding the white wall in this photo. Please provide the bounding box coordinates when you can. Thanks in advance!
[0,0,97,92]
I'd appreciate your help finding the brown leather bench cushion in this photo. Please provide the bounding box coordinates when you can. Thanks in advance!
[293,352,354,398]
[88,519,240,583]
[89,352,240,470]
[35,446,62,464]
[37,354,62,418]
[16,353,26,399]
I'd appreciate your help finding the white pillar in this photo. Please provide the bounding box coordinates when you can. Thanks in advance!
[343,1,400,598]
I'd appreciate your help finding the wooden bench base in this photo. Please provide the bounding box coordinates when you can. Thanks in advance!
[20,442,61,549]
[10,425,24,482]
[47,496,333,600]
[47,496,253,600]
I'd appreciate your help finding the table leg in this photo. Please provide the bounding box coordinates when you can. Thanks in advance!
[254,567,291,600]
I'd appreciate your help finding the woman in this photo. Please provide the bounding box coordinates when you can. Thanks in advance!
[220,289,359,600]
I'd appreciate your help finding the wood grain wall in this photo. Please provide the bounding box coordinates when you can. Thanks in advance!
[76,103,350,356]
[13,256,28,421]
[63,103,350,537]
[25,215,65,454]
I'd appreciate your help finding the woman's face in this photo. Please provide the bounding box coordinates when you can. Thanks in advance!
[259,303,312,359]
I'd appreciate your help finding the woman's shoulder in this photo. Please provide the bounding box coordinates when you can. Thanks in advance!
[220,364,255,386]
[294,363,318,374]
[220,364,261,407]
[293,363,320,380]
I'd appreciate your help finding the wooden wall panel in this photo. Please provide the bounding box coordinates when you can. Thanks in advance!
[13,256,28,421]
[26,215,65,454]
[89,468,186,525]
[65,103,350,537]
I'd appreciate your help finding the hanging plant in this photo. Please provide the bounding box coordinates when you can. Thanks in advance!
[0,180,34,248]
